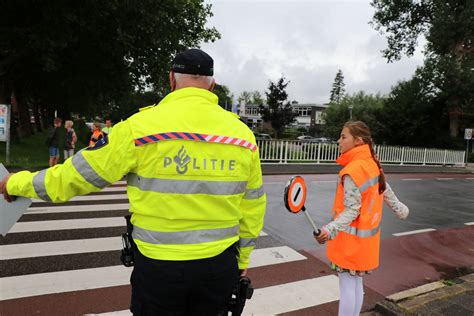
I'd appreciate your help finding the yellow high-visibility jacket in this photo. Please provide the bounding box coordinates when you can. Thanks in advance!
[7,87,266,269]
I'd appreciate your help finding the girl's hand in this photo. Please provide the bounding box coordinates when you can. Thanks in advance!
[314,228,329,244]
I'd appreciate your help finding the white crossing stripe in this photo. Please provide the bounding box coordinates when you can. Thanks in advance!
[465,178,474,180]
[0,265,131,300]
[91,276,340,316]
[0,246,306,300]
[436,178,454,180]
[32,194,128,203]
[0,237,122,260]
[402,178,422,181]
[465,222,474,226]
[245,276,340,314]
[9,217,125,233]
[101,186,127,192]
[248,246,306,268]
[393,228,436,236]
[1,235,271,260]
[26,203,130,214]
[259,231,268,236]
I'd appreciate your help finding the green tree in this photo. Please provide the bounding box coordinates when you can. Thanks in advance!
[329,70,346,104]
[0,0,220,137]
[237,90,264,105]
[371,0,474,137]
[213,84,233,111]
[259,77,297,138]
[324,92,385,141]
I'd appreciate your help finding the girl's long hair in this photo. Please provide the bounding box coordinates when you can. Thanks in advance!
[343,121,386,194]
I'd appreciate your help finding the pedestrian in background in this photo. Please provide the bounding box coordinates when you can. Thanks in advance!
[45,117,62,167]
[0,48,266,315]
[63,120,77,160]
[89,122,104,147]
[315,120,409,316]
[102,119,113,135]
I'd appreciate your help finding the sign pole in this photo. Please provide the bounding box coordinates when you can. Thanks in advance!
[6,104,10,164]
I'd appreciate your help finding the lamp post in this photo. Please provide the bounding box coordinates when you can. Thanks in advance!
[348,104,353,120]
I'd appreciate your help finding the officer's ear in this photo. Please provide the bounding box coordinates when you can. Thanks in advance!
[169,72,177,91]
[208,78,216,92]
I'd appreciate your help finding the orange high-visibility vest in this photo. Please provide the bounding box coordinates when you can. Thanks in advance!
[327,144,383,271]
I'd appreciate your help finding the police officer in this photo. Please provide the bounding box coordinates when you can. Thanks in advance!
[0,48,266,315]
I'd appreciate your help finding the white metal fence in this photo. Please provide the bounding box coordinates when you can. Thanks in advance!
[256,140,466,166]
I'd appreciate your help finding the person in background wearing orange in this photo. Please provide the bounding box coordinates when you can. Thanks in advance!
[315,121,409,316]
[89,122,104,147]
[102,119,113,135]
[63,120,77,160]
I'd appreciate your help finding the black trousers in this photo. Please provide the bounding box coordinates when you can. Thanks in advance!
[130,245,239,316]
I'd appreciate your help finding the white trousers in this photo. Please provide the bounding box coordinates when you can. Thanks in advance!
[338,272,364,316]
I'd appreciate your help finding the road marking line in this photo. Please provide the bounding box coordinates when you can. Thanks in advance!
[101,187,127,192]
[26,203,130,214]
[248,246,306,269]
[93,275,340,316]
[466,178,474,180]
[436,178,454,180]
[32,194,128,203]
[402,179,422,181]
[0,237,122,260]
[0,246,306,300]
[243,276,340,314]
[260,231,268,236]
[264,182,284,185]
[10,217,125,233]
[393,228,436,236]
[465,222,474,226]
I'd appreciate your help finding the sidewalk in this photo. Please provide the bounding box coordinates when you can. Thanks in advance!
[363,272,474,316]
[261,163,474,175]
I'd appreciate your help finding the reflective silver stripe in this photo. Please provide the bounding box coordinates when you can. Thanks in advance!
[132,225,239,244]
[127,173,247,195]
[238,237,257,248]
[359,175,379,193]
[71,150,111,188]
[244,186,265,199]
[343,224,380,238]
[32,169,52,202]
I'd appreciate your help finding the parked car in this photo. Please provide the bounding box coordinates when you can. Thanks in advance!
[297,135,318,143]
[254,133,272,141]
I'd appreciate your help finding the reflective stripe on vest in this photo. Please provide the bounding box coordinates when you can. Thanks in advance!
[359,175,379,193]
[132,224,239,244]
[32,169,52,202]
[72,151,111,189]
[239,237,257,248]
[127,173,247,195]
[342,223,380,238]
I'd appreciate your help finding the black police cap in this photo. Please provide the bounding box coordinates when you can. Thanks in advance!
[171,48,214,76]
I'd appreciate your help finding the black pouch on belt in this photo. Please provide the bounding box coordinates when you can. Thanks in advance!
[120,214,136,267]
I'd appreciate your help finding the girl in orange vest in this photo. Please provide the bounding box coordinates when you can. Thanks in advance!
[315,121,409,316]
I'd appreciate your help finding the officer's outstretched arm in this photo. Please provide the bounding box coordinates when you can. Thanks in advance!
[237,149,266,270]
[7,121,137,203]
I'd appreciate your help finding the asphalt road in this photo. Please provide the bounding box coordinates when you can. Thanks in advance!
[262,173,474,250]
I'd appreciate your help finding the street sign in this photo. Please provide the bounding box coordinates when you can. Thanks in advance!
[0,104,9,142]
[464,128,472,140]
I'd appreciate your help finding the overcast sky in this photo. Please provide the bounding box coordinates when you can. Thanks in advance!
[201,0,425,104]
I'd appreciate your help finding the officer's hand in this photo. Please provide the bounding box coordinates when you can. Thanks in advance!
[0,174,16,203]
[314,229,329,244]
[240,269,247,277]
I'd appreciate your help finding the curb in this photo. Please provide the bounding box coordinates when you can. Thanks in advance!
[373,272,474,315]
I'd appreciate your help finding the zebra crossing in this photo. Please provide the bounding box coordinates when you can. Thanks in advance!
[0,181,341,315]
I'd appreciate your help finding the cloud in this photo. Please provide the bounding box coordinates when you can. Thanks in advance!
[201,1,424,103]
